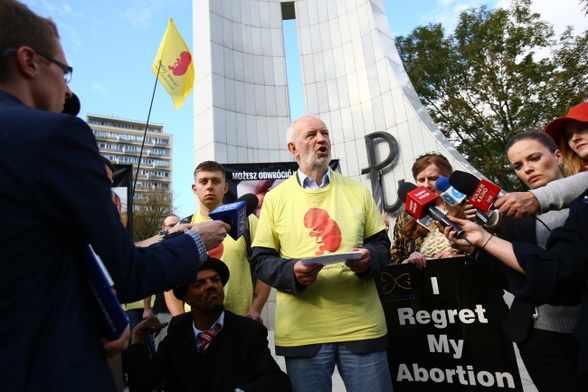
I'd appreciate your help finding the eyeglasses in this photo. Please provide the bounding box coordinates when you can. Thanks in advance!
[2,47,73,84]
[35,51,73,84]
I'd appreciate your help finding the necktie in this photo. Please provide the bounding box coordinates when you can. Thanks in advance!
[198,324,220,353]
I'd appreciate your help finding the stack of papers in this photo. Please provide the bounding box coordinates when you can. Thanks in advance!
[301,251,362,266]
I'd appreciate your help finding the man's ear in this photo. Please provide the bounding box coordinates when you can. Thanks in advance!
[16,47,39,79]
[287,142,298,156]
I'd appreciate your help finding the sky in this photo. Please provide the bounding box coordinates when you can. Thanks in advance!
[22,0,587,217]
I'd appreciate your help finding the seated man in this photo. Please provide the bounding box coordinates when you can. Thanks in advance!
[122,257,291,392]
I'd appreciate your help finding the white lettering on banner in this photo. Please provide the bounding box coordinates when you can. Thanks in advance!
[397,305,489,329]
[396,363,516,389]
[231,169,295,181]
[231,171,258,180]
[427,335,463,359]
[430,277,439,295]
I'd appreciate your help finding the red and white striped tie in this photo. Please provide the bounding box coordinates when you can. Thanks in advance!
[198,324,220,353]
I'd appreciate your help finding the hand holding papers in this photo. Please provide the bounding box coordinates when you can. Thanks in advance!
[301,251,362,266]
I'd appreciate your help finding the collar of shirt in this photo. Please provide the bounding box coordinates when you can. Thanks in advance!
[297,168,332,189]
[192,311,225,343]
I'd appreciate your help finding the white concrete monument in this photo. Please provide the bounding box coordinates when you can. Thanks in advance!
[192,0,479,214]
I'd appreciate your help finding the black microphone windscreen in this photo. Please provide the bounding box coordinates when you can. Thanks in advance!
[449,171,480,196]
[236,193,259,216]
[397,182,417,202]
[62,92,80,116]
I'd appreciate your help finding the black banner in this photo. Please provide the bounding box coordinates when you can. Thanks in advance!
[377,258,522,391]
[112,163,133,236]
[222,160,340,216]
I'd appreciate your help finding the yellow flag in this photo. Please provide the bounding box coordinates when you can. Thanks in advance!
[152,18,194,109]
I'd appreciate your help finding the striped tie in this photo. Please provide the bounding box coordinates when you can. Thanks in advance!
[198,324,220,353]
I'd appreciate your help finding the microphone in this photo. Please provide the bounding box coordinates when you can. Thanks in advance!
[449,171,503,211]
[435,176,466,206]
[448,171,504,228]
[235,193,259,216]
[62,92,80,116]
[210,193,259,240]
[397,182,467,239]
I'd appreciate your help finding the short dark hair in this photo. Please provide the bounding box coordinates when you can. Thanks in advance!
[505,130,558,154]
[0,0,60,80]
[194,160,226,179]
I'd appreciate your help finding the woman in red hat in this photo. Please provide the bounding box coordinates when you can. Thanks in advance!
[544,102,588,176]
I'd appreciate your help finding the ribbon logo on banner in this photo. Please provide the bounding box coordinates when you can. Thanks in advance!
[381,272,412,294]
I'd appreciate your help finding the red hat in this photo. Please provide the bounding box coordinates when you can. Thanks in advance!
[544,102,588,145]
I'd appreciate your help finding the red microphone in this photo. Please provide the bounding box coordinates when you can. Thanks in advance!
[405,186,437,219]
[468,179,502,211]
[449,171,503,212]
[398,182,466,239]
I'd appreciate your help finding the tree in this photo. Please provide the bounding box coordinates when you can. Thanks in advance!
[395,0,588,190]
[131,188,175,242]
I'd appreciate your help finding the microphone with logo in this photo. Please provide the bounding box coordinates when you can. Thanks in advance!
[397,182,470,243]
[448,171,503,228]
[210,193,258,240]
[435,176,466,206]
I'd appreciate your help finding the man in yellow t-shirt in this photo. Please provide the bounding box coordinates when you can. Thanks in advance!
[165,161,270,323]
[251,115,393,392]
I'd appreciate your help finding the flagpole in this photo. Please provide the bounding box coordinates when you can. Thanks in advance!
[132,18,193,214]
[132,62,163,200]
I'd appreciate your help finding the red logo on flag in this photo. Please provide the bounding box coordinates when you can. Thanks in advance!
[168,51,192,76]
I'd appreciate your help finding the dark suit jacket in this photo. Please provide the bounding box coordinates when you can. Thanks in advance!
[123,311,292,392]
[512,188,588,373]
[499,215,537,342]
[0,91,203,391]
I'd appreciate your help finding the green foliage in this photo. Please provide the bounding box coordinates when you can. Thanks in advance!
[395,0,588,190]
[131,188,175,242]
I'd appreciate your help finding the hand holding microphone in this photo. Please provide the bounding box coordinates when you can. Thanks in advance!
[436,215,494,255]
[493,192,540,218]
[209,193,259,240]
[435,175,478,221]
[435,176,466,206]
[189,220,230,250]
[448,171,502,228]
[397,182,471,244]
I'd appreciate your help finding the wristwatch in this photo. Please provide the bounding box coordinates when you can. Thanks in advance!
[158,230,168,242]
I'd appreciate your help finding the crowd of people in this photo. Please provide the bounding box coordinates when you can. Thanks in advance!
[2,0,588,391]
[437,102,588,391]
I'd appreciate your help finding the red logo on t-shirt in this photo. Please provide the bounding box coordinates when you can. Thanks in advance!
[208,242,224,259]
[303,208,342,255]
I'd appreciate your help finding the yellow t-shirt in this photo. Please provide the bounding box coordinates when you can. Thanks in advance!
[253,171,387,347]
[122,296,155,311]
[191,212,258,316]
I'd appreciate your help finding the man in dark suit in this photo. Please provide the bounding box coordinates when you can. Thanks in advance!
[123,257,291,392]
[0,1,229,391]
